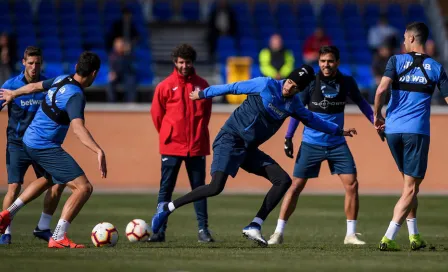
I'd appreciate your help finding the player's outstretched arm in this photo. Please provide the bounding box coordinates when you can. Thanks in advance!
[0,82,44,106]
[71,118,107,178]
[189,78,268,100]
[292,103,356,136]
[0,78,55,107]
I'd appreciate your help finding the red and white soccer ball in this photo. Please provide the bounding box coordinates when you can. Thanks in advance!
[126,219,150,242]
[91,222,119,247]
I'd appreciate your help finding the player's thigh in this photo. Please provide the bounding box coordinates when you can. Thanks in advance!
[6,143,33,184]
[210,130,247,178]
[327,143,357,175]
[240,148,278,176]
[402,133,430,179]
[24,145,85,185]
[293,142,325,179]
[386,133,405,173]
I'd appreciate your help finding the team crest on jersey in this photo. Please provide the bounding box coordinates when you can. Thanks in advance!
[321,82,340,99]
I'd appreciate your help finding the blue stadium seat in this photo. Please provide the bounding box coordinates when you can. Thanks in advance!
[232,2,250,17]
[364,4,380,18]
[351,51,372,64]
[40,36,61,49]
[254,2,271,16]
[153,2,172,21]
[0,1,9,16]
[297,3,314,18]
[42,48,63,62]
[39,15,58,27]
[43,62,64,78]
[64,48,83,62]
[91,63,109,86]
[407,4,425,17]
[338,64,353,76]
[81,1,100,15]
[354,64,374,90]
[14,0,32,14]
[342,3,359,19]
[182,1,200,21]
[62,36,83,50]
[38,0,55,14]
[320,3,339,18]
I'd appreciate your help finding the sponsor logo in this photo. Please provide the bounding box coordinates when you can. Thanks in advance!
[172,86,178,91]
[162,158,168,162]
[20,98,43,107]
[399,75,428,84]
[312,98,345,109]
[268,103,286,118]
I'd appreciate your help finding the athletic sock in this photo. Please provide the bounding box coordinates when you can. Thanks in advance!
[346,220,357,236]
[274,219,287,234]
[7,198,25,217]
[52,219,70,241]
[385,221,401,240]
[37,212,52,230]
[406,218,419,235]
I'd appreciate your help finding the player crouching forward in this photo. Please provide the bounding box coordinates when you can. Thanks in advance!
[151,65,358,247]
[0,52,107,248]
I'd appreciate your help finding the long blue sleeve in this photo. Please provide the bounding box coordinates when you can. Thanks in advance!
[347,77,374,123]
[201,77,269,98]
[285,88,311,138]
[291,100,342,136]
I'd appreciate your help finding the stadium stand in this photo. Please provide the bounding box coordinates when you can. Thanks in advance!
[0,0,433,102]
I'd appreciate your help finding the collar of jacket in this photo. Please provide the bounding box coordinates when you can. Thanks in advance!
[172,67,197,83]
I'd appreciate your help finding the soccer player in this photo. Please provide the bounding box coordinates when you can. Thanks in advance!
[0,46,65,244]
[374,22,448,251]
[150,44,213,243]
[268,46,374,245]
[0,52,107,248]
[151,64,358,247]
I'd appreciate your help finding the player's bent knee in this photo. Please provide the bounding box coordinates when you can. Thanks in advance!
[7,183,22,195]
[345,179,359,194]
[208,182,224,196]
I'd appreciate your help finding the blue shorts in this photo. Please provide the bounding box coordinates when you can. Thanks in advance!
[386,133,430,179]
[6,143,46,184]
[293,142,357,179]
[24,145,85,184]
[211,130,276,177]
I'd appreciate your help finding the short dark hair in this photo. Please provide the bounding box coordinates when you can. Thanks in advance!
[75,52,101,77]
[24,46,42,60]
[172,44,197,62]
[319,45,340,61]
[406,22,429,45]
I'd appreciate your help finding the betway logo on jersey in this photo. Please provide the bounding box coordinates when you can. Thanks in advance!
[268,103,286,118]
[20,98,43,107]
[399,75,428,84]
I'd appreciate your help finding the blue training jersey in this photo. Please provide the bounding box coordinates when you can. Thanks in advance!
[384,53,448,135]
[0,72,48,145]
[23,75,86,149]
[199,77,342,148]
[285,74,373,146]
[299,75,373,146]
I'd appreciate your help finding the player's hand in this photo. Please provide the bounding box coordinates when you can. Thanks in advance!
[374,116,385,131]
[0,89,14,106]
[189,89,201,100]
[284,137,294,158]
[98,150,107,178]
[374,116,386,142]
[342,128,357,137]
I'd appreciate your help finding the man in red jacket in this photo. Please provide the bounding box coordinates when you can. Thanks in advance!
[150,44,213,243]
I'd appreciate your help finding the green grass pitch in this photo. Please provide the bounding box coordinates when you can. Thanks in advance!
[0,194,447,271]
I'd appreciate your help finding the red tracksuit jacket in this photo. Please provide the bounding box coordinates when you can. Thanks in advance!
[151,68,212,157]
